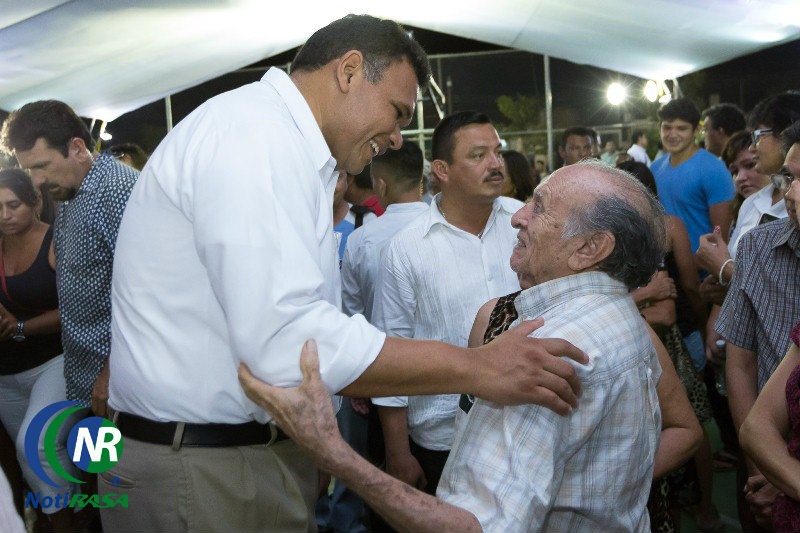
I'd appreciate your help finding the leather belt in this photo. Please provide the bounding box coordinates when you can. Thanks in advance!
[113,411,288,449]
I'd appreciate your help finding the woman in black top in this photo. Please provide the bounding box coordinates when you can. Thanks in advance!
[0,168,75,531]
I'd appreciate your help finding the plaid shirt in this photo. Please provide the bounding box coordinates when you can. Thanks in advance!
[716,217,800,390]
[438,272,660,532]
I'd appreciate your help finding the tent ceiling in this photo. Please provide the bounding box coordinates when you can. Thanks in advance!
[1,0,798,121]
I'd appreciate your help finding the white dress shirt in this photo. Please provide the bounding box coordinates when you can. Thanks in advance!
[372,195,522,450]
[439,272,660,532]
[728,183,787,258]
[627,143,652,167]
[341,201,429,320]
[108,68,386,423]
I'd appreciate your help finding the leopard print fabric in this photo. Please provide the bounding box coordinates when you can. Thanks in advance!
[482,291,522,345]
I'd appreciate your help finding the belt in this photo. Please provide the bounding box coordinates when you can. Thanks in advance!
[113,411,289,449]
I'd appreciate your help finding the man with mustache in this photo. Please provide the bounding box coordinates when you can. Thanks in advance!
[0,100,138,416]
[373,111,523,495]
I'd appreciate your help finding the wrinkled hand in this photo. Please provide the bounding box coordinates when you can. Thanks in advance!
[349,397,370,416]
[0,302,18,341]
[91,360,110,417]
[647,271,677,301]
[699,276,728,306]
[239,340,346,470]
[745,474,780,528]
[386,450,427,490]
[473,318,587,415]
[695,227,730,273]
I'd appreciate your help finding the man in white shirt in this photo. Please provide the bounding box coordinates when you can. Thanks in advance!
[372,112,522,494]
[341,141,428,320]
[102,14,586,533]
[627,129,652,167]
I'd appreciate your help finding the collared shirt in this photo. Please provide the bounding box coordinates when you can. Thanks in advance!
[108,67,386,423]
[372,195,522,450]
[54,153,138,406]
[716,217,800,390]
[652,148,735,252]
[627,143,652,167]
[438,272,660,532]
[728,183,787,258]
[341,201,428,320]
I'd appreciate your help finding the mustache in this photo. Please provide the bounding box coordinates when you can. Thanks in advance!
[485,171,504,180]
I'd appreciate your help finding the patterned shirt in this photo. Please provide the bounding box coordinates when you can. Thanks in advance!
[438,272,661,532]
[716,217,800,390]
[54,153,138,405]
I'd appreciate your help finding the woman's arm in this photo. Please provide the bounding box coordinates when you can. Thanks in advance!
[646,324,703,478]
[740,344,800,500]
[668,216,708,329]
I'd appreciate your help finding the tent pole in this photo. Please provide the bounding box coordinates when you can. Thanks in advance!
[165,95,173,132]
[544,55,554,173]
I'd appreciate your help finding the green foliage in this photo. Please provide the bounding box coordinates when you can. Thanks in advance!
[496,94,542,131]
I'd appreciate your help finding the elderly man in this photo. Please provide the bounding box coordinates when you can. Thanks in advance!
[241,160,702,532]
[101,14,586,533]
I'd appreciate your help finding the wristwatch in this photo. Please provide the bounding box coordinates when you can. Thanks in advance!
[11,321,25,342]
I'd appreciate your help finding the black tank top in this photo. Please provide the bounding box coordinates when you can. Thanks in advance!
[0,226,63,374]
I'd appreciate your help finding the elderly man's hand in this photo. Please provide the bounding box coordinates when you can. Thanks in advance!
[695,227,730,274]
[238,340,345,470]
[473,318,587,416]
[699,275,728,306]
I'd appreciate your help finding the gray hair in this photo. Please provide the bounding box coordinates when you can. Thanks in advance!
[562,161,667,290]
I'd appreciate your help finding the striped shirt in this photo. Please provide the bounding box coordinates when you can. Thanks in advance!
[716,217,800,390]
[438,272,660,532]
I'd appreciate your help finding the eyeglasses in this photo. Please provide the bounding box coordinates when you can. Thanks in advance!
[773,170,796,191]
[751,128,774,145]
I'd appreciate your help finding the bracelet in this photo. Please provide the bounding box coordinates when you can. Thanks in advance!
[719,258,734,286]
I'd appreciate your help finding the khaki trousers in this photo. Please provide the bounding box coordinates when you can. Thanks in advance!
[98,436,318,532]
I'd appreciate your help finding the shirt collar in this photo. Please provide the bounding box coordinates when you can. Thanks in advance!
[772,217,800,255]
[76,152,114,195]
[514,271,628,318]
[384,201,428,215]
[421,194,517,237]
[261,68,336,180]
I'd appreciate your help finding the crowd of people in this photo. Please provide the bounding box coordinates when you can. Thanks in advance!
[0,12,798,533]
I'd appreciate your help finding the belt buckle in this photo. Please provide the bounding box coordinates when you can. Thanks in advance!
[267,423,279,445]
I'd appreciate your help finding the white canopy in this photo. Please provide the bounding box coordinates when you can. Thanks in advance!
[1,0,798,121]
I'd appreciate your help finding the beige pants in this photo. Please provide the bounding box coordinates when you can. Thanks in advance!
[98,437,318,532]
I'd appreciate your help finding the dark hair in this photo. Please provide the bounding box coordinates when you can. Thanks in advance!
[107,143,149,171]
[349,165,374,190]
[658,97,701,127]
[431,111,492,163]
[720,130,752,168]
[0,168,38,207]
[560,126,594,148]
[371,141,423,192]
[782,120,800,155]
[749,91,800,132]
[563,160,666,290]
[501,150,536,201]
[1,100,93,156]
[616,160,657,197]
[630,129,647,145]
[290,14,430,90]
[702,103,746,136]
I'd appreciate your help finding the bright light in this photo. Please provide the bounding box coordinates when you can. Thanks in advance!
[658,94,672,104]
[607,82,627,106]
[99,131,112,141]
[644,80,658,102]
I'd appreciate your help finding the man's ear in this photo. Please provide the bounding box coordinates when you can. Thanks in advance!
[558,146,566,160]
[567,232,615,272]
[431,159,449,185]
[334,50,365,93]
[69,137,90,160]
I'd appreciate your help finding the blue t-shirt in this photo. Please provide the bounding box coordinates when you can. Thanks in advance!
[652,148,734,252]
